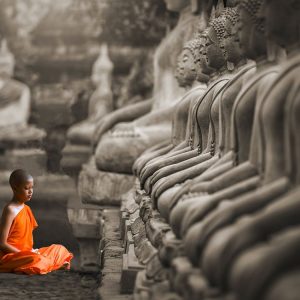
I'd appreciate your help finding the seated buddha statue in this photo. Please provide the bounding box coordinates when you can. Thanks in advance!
[169,0,284,239]
[132,37,210,178]
[66,44,114,145]
[152,8,258,220]
[0,39,30,128]
[93,0,200,174]
[199,0,300,289]
[149,20,235,215]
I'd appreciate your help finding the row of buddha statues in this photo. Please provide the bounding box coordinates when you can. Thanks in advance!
[69,0,300,298]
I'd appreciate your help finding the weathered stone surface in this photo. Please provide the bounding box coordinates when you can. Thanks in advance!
[61,143,92,177]
[159,231,184,267]
[0,148,47,176]
[78,158,135,206]
[146,254,167,282]
[135,240,157,265]
[121,244,144,294]
[32,84,75,129]
[145,218,171,248]
[0,125,46,150]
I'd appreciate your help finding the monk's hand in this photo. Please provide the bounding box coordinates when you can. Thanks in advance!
[31,248,40,254]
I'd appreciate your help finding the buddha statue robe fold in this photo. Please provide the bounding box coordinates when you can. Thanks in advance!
[0,205,73,275]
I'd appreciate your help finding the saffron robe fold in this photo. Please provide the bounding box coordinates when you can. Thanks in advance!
[0,205,73,274]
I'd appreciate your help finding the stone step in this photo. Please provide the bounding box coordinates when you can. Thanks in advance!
[121,244,144,294]
[78,157,135,206]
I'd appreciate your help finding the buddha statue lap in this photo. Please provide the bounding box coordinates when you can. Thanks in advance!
[169,0,283,238]
[93,0,200,175]
[199,0,300,290]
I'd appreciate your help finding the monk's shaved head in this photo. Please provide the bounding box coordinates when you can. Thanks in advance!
[9,169,33,189]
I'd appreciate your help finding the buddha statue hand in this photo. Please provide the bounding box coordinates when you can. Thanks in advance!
[92,114,115,147]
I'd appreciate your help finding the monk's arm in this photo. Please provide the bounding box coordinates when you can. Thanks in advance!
[0,207,20,253]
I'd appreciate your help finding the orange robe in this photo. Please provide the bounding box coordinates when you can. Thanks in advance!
[0,204,73,274]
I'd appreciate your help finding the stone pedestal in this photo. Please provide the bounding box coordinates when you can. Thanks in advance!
[78,157,135,206]
[68,207,103,273]
[61,143,92,178]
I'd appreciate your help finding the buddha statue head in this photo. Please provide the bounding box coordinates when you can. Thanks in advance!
[175,37,205,87]
[175,42,198,87]
[238,0,266,60]
[260,0,300,49]
[164,0,189,12]
[220,7,244,67]
[204,17,227,71]
[0,39,15,78]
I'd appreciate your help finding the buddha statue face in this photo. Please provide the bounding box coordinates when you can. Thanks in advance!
[175,48,197,87]
[238,1,266,60]
[164,0,189,12]
[206,26,227,70]
[198,34,217,76]
[223,20,243,64]
[261,0,300,48]
[196,44,210,83]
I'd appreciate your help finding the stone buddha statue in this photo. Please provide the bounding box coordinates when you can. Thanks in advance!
[0,39,30,128]
[132,37,210,178]
[169,0,284,239]
[198,0,300,290]
[66,44,114,145]
[61,44,114,177]
[147,22,234,215]
[151,8,258,220]
[93,0,200,175]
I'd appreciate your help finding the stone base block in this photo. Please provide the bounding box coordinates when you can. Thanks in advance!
[0,125,46,150]
[68,207,103,273]
[121,244,144,294]
[78,158,135,206]
[61,143,92,178]
[0,148,47,176]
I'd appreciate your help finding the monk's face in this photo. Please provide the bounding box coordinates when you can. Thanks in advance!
[13,180,34,203]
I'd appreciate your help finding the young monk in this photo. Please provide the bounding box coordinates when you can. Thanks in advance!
[0,169,73,274]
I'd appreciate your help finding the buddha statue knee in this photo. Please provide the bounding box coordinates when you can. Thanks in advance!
[133,141,173,176]
[94,0,200,174]
[262,269,300,300]
[230,226,300,300]
[201,186,300,288]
